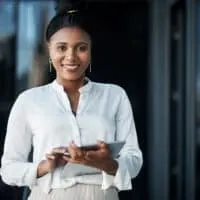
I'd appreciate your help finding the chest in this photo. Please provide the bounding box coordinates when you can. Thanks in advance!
[27,98,117,148]
[67,92,79,113]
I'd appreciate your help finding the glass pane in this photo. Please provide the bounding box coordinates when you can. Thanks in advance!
[196,2,200,200]
[0,1,16,101]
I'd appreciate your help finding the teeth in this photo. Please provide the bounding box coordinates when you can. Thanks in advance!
[63,65,78,70]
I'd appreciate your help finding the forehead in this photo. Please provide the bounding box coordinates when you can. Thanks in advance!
[49,27,91,44]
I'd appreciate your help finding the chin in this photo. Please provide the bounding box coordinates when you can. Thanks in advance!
[62,74,84,82]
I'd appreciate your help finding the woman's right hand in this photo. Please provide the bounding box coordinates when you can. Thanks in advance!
[37,147,68,178]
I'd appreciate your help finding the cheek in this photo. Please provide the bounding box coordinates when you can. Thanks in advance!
[79,53,90,63]
[53,56,62,63]
[50,53,63,65]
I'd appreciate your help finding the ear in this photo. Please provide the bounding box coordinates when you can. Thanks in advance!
[46,42,50,52]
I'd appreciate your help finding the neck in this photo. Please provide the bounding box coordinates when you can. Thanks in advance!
[56,76,85,94]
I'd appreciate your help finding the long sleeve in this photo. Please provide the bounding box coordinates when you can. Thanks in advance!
[1,93,38,187]
[102,89,143,190]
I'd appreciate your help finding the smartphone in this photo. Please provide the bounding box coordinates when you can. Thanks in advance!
[62,144,99,156]
[57,141,125,158]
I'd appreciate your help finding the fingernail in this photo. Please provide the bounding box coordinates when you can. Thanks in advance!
[97,140,102,145]
[64,152,70,156]
[71,141,76,147]
[63,155,69,160]
[69,143,73,148]
[48,156,55,160]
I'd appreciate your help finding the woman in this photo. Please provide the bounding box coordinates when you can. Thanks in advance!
[1,0,143,199]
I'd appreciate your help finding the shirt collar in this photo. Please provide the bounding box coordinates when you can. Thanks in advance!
[51,77,93,94]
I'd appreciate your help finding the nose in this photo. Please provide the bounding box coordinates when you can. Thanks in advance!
[65,48,76,62]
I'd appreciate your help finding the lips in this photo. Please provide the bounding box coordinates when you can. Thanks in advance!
[62,64,80,71]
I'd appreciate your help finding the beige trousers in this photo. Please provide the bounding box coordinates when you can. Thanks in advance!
[28,184,119,200]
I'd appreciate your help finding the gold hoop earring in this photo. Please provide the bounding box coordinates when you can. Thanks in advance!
[49,57,52,72]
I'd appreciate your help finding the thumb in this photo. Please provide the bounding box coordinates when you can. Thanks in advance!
[97,141,108,150]
[46,153,56,160]
[86,150,97,159]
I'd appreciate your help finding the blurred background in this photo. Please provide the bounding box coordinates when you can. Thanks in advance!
[0,0,198,200]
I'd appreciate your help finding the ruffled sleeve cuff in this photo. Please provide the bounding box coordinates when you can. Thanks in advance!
[101,157,132,191]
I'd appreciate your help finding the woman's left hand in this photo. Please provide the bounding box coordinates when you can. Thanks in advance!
[63,141,118,175]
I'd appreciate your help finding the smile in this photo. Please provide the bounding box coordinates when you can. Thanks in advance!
[62,65,80,71]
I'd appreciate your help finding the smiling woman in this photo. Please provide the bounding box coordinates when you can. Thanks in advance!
[0,0,143,200]
[48,27,91,83]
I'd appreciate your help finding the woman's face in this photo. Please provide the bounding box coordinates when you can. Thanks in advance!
[48,27,91,82]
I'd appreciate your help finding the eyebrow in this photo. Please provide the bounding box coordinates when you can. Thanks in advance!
[55,42,89,45]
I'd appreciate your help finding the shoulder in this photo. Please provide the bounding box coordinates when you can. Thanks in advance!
[15,83,52,103]
[91,81,127,98]
[93,82,125,94]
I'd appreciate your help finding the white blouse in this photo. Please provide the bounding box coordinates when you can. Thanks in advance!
[1,79,143,194]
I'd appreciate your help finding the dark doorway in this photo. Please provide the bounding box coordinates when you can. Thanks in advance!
[88,2,149,200]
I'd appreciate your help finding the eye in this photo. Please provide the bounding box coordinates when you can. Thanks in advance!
[57,45,67,52]
[77,45,88,52]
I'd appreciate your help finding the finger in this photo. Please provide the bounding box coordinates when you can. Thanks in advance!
[46,153,56,160]
[70,143,80,150]
[86,149,102,159]
[67,145,76,158]
[52,147,68,154]
[62,155,70,162]
[69,141,84,156]
[97,140,106,147]
[63,151,71,156]
[67,146,79,159]
[63,156,78,164]
[68,145,82,158]
[70,140,76,147]
[97,141,109,151]
[84,151,93,160]
[87,148,110,160]
[57,157,68,165]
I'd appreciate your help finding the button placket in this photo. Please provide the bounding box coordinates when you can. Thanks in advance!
[76,92,91,146]
[72,93,85,146]
[61,90,82,146]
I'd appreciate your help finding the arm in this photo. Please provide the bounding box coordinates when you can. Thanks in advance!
[62,88,143,190]
[0,93,38,187]
[102,89,143,191]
